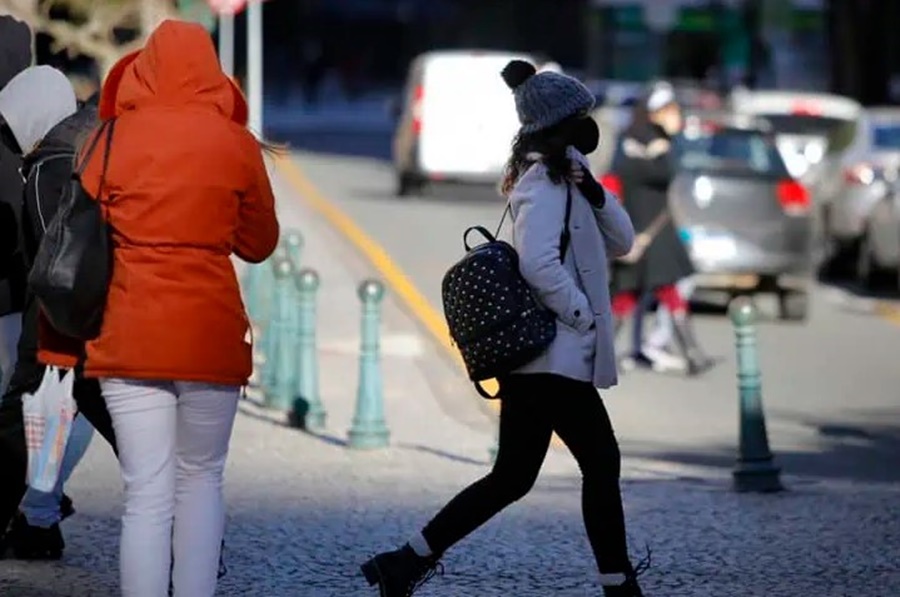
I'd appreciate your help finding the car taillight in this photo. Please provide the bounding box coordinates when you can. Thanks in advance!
[844,163,876,186]
[412,85,424,135]
[599,173,623,200]
[776,180,810,215]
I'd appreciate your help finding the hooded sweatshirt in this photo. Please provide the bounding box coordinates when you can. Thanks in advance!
[3,100,96,393]
[39,20,279,385]
[0,66,78,156]
[0,15,32,317]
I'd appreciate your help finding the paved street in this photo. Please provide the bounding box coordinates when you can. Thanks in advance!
[285,150,900,484]
[2,153,899,596]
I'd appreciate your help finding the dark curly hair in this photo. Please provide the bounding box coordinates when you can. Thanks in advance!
[500,116,578,196]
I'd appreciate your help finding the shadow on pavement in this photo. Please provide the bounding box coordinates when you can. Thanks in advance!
[625,408,900,484]
[396,443,489,467]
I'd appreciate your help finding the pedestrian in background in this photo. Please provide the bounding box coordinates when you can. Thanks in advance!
[0,65,113,560]
[362,60,649,597]
[0,15,32,396]
[609,82,713,376]
[46,20,279,597]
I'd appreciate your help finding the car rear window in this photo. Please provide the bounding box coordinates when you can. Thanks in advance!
[758,114,857,154]
[872,124,900,150]
[676,129,790,177]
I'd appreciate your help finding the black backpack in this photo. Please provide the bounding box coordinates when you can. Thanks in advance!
[29,118,115,341]
[442,184,573,398]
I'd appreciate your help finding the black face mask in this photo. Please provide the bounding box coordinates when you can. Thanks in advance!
[570,116,600,155]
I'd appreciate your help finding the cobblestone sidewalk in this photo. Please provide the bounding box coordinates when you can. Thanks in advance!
[2,164,898,597]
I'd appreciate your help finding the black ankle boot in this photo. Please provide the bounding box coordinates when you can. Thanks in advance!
[361,544,443,597]
[671,314,714,376]
[7,513,64,560]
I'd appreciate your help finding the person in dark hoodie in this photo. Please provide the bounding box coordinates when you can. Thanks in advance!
[0,67,116,560]
[0,15,32,395]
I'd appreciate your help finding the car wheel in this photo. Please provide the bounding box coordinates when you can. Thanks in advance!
[396,172,425,198]
[821,238,860,280]
[777,290,808,322]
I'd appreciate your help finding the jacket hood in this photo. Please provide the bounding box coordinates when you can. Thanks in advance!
[0,15,32,90]
[24,102,99,173]
[0,66,77,154]
[99,20,247,125]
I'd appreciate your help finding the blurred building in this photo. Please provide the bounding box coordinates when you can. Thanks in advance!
[584,0,829,92]
[25,0,900,106]
[260,0,828,92]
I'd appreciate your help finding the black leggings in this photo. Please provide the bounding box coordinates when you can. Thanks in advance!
[422,373,629,574]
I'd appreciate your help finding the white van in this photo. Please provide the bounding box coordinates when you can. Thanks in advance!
[391,50,539,196]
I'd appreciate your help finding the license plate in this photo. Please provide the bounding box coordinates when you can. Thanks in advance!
[683,228,737,261]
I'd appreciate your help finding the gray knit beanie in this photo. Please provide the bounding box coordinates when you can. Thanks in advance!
[501,60,595,134]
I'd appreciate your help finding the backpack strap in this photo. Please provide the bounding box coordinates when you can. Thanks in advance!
[493,181,574,263]
[475,380,500,399]
[559,182,573,263]
[75,119,112,177]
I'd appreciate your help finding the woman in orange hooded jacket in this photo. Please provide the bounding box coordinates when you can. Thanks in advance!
[43,21,279,596]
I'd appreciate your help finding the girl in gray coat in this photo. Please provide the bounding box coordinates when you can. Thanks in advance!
[362,61,648,597]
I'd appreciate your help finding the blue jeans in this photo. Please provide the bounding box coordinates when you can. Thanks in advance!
[21,413,95,527]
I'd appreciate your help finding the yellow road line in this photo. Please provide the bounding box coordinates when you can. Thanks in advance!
[272,154,501,400]
[874,302,900,327]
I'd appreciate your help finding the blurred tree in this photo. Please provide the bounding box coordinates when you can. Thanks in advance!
[0,0,182,75]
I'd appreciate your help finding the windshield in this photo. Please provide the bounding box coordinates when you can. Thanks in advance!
[675,129,789,177]
[872,124,900,150]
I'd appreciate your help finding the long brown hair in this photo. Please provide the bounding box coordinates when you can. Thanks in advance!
[500,117,576,196]
[259,139,289,156]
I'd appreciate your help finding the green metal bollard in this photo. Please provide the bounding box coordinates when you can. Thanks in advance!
[728,297,783,493]
[264,257,294,409]
[256,243,288,346]
[348,279,390,449]
[258,247,289,375]
[292,268,326,431]
[241,263,264,324]
[283,230,304,267]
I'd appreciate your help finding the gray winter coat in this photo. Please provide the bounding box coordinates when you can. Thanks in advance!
[511,148,634,389]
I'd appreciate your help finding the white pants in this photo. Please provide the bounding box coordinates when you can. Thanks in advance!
[102,379,240,597]
[0,312,22,396]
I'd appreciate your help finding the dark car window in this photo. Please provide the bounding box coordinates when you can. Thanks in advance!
[872,124,900,150]
[676,129,790,177]
[757,114,857,155]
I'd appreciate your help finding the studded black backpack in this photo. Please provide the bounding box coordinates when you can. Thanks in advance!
[442,185,573,398]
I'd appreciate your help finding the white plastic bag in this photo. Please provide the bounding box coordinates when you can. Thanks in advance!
[22,366,76,493]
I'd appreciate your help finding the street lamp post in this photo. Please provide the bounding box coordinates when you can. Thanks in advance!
[219,12,235,78]
[247,0,264,138]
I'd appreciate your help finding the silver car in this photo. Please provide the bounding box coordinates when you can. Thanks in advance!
[828,110,900,288]
[856,164,900,291]
[668,115,816,321]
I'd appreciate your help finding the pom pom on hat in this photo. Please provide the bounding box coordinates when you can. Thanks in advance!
[501,60,537,90]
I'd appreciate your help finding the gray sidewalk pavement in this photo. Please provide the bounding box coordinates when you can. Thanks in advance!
[1,162,899,596]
